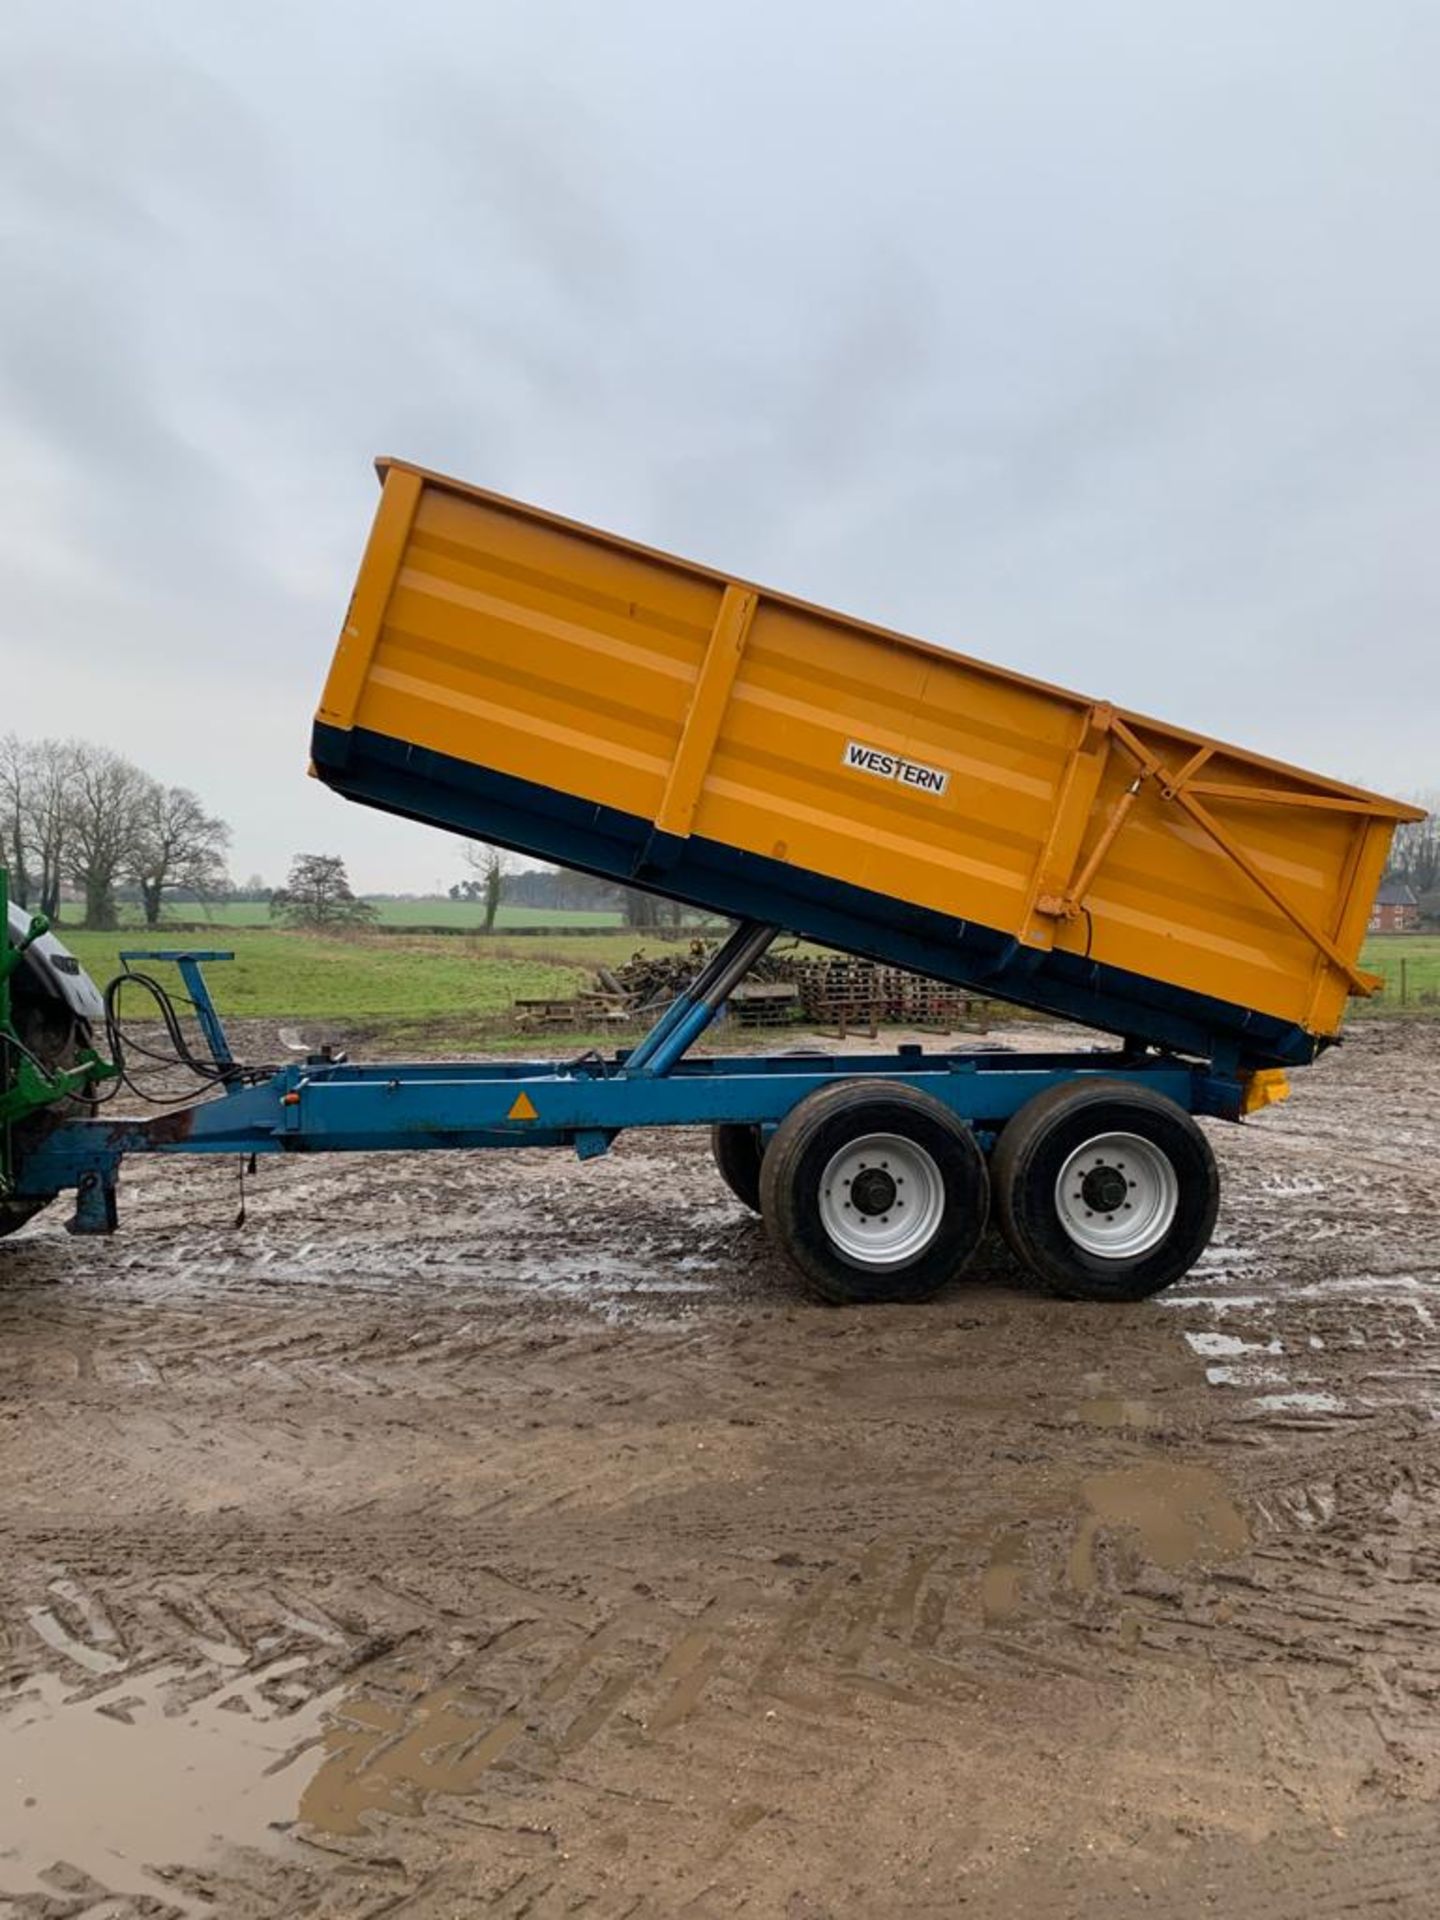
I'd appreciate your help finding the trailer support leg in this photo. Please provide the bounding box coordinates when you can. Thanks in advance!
[67,1168,118,1236]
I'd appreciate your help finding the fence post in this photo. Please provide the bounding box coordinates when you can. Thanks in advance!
[1400,958,1408,1007]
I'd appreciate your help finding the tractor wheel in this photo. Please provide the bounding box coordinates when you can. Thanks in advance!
[1,988,96,1240]
[0,1199,47,1239]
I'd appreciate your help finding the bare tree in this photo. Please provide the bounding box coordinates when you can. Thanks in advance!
[461,842,511,933]
[29,739,79,920]
[1386,793,1440,899]
[271,853,377,929]
[2,734,234,928]
[0,734,33,907]
[0,735,78,917]
[65,744,150,928]
[127,783,232,927]
[622,887,663,930]
[621,888,686,930]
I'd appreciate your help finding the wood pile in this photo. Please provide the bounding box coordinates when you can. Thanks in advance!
[513,991,635,1033]
[603,941,716,1009]
[605,940,804,1009]
[728,980,801,1028]
[511,941,983,1035]
[792,956,982,1035]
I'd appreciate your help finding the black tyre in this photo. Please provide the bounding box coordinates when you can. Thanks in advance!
[1,986,93,1242]
[0,1199,47,1239]
[711,1123,765,1213]
[759,1080,989,1305]
[992,1079,1219,1302]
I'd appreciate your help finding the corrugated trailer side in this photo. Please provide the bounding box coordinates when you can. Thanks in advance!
[312,460,1420,1070]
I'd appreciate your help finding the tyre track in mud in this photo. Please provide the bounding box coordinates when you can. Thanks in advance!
[2,1021,1440,1916]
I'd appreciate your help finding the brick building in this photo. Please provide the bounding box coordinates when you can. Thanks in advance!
[1369,876,1420,934]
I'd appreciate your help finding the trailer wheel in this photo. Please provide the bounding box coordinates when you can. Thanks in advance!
[760,1081,988,1304]
[711,1123,765,1213]
[993,1080,1219,1301]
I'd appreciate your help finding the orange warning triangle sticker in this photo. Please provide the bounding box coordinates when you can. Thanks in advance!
[507,1091,539,1121]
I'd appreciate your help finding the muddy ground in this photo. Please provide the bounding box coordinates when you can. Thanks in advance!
[2,1018,1439,1918]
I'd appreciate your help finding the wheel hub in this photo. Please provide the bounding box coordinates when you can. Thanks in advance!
[850,1167,898,1216]
[818,1133,947,1267]
[1080,1165,1129,1214]
[1054,1131,1180,1259]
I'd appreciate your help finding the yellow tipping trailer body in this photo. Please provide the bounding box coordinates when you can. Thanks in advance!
[313,459,1419,1069]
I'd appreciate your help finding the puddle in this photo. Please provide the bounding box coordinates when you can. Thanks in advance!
[1161,1294,1270,1312]
[0,1646,533,1894]
[1283,1276,1439,1328]
[1076,1395,1163,1432]
[26,1603,126,1676]
[471,1260,723,1328]
[1185,1332,1282,1359]
[980,1529,1026,1623]
[1068,1463,1249,1596]
[1253,1390,1348,1414]
[0,1664,335,1912]
[299,1680,523,1837]
[1204,1362,1287,1388]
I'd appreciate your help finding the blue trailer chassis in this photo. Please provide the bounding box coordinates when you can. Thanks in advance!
[14,923,1250,1236]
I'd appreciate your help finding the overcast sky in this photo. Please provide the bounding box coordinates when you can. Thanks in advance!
[2,1,1436,891]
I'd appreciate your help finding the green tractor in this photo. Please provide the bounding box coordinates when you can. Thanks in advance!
[1,869,114,1236]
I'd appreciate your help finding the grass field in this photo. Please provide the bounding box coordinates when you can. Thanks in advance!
[58,923,737,1027]
[53,924,1440,1035]
[61,927,595,1021]
[1359,933,1440,1011]
[92,899,630,930]
[366,901,627,929]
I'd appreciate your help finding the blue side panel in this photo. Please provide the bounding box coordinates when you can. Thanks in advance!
[310,721,1317,1070]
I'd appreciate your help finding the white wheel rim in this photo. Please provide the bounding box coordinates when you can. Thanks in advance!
[1054,1131,1178,1259]
[818,1133,946,1267]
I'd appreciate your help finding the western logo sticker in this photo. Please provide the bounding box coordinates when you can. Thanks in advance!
[842,741,949,797]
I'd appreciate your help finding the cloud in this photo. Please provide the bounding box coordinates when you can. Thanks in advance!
[1,0,1436,888]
